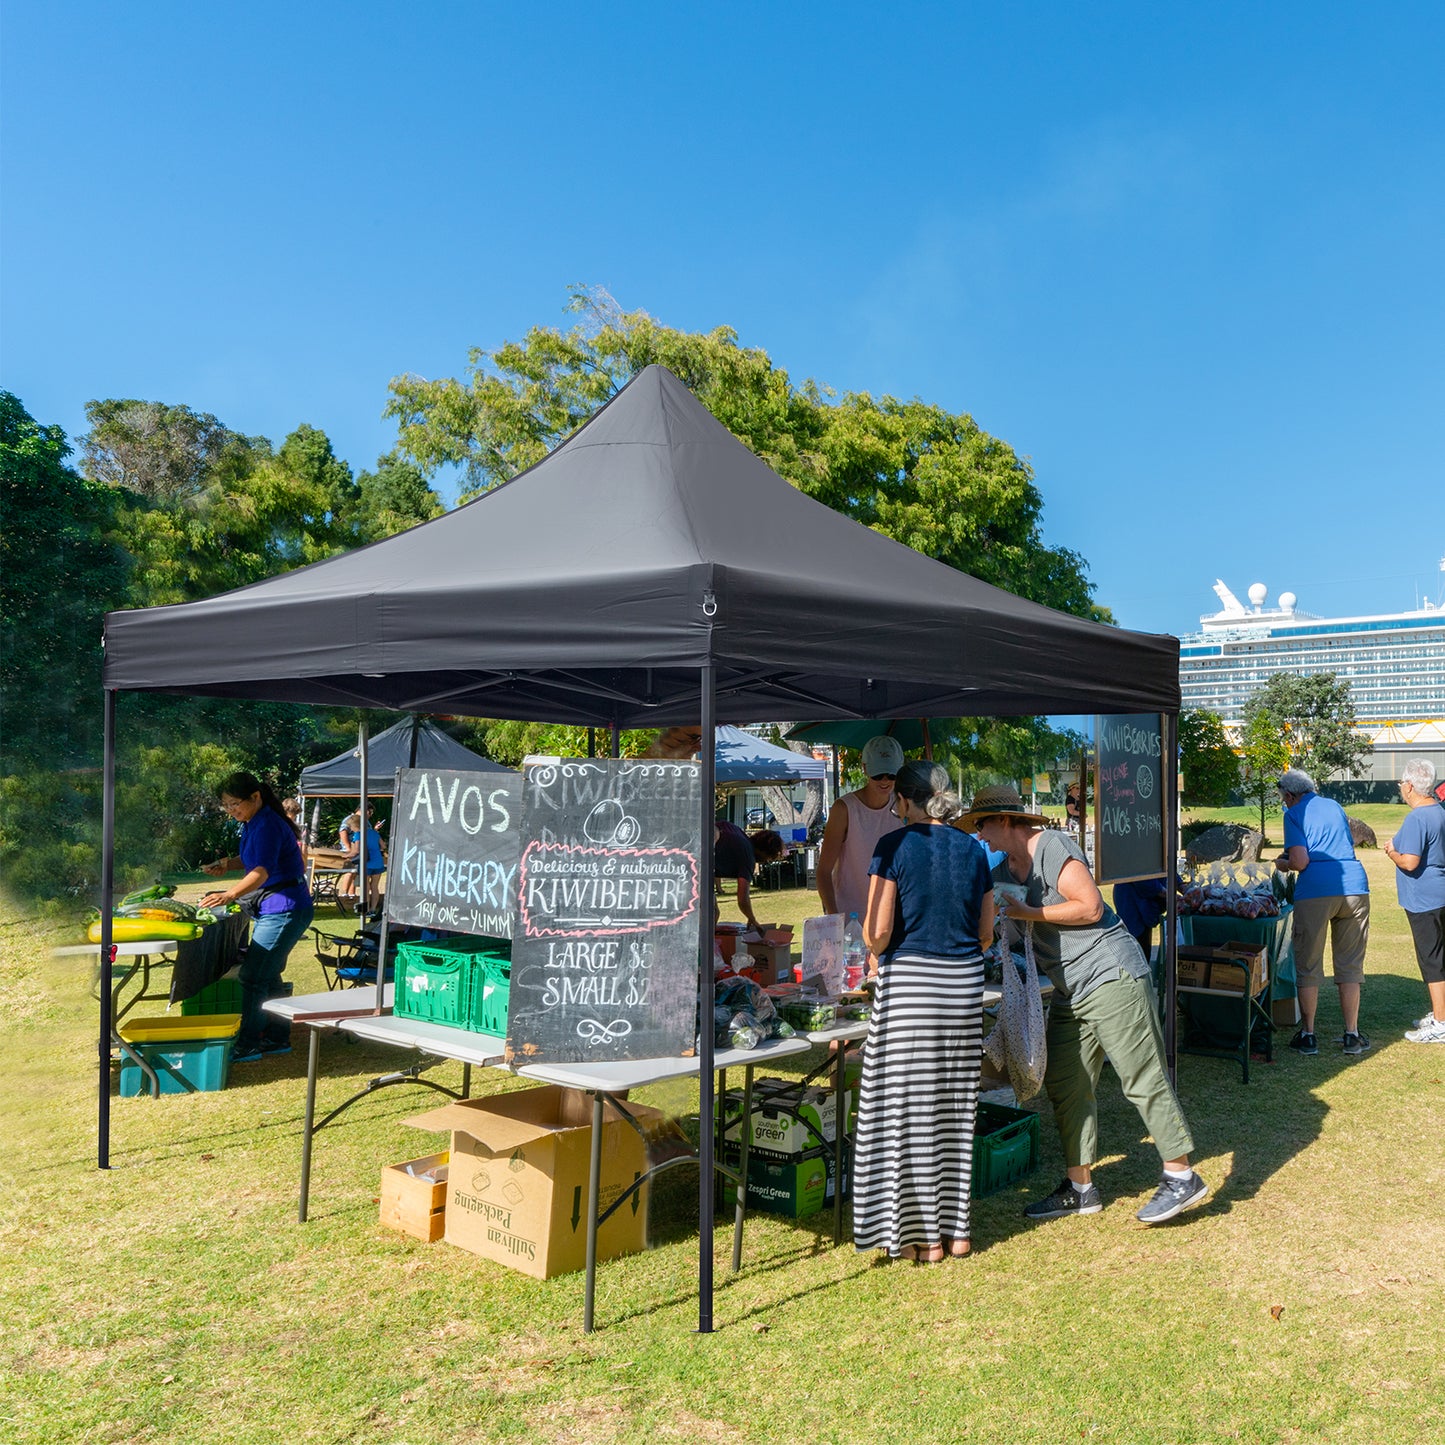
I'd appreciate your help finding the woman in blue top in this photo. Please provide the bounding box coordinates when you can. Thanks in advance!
[202,771,315,1063]
[1383,759,1445,1045]
[852,761,994,1264]
[337,806,387,917]
[1275,769,1371,1056]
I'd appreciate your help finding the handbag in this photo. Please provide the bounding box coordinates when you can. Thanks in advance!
[982,918,1048,1101]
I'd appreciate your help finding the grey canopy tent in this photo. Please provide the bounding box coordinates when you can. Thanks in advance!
[99,363,1181,1332]
[298,716,513,796]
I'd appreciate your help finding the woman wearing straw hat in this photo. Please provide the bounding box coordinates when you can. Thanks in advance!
[962,785,1208,1226]
[853,761,995,1264]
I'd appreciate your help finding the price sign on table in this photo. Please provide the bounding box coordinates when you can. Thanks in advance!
[1093,713,1167,885]
[388,768,521,936]
[506,759,702,1064]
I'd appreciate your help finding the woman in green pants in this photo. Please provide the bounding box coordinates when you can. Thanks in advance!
[963,785,1208,1226]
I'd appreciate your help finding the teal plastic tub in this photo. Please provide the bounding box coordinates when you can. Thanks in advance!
[117,1014,240,1097]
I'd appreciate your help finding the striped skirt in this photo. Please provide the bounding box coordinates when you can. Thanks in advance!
[851,952,986,1256]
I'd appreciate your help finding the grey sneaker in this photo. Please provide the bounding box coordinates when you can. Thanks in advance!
[1137,1171,1209,1224]
[1405,1015,1445,1044]
[1341,1031,1371,1055]
[1024,1177,1103,1221]
[1288,1029,1318,1055]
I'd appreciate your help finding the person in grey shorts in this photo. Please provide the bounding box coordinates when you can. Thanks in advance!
[965,786,1207,1227]
[1383,759,1445,1044]
[1275,769,1371,1056]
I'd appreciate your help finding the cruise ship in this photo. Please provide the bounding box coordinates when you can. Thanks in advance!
[1178,579,1445,784]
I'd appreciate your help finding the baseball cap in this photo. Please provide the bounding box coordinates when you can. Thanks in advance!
[860,734,905,778]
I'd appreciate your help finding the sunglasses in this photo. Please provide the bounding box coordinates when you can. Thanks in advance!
[869,772,897,782]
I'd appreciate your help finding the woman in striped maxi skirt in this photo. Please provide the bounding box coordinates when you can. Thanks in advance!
[852,761,995,1263]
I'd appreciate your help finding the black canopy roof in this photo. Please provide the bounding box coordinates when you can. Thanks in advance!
[103,365,1179,723]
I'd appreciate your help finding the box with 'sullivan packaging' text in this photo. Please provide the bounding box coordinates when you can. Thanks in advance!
[406,1084,661,1280]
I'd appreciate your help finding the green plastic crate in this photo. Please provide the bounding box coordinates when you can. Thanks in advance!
[394,938,510,1034]
[972,1100,1040,1197]
[466,954,510,1037]
[181,977,243,1015]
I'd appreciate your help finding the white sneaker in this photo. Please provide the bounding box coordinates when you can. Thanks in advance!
[1404,1016,1445,1044]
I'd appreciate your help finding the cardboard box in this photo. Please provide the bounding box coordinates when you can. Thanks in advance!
[380,1150,449,1242]
[722,1082,853,1158]
[1205,944,1268,996]
[1272,995,1300,1028]
[719,1142,841,1218]
[1176,947,1215,989]
[744,942,794,986]
[1175,944,1267,996]
[406,1084,659,1280]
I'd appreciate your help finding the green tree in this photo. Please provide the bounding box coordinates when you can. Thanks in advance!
[86,414,358,606]
[346,450,444,543]
[81,399,262,504]
[0,392,128,769]
[1239,711,1290,838]
[1179,708,1239,807]
[1241,672,1372,783]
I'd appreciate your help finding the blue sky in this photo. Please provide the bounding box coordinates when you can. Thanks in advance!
[4,1,1443,639]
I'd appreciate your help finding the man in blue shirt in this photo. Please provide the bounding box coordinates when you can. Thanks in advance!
[1275,769,1370,1056]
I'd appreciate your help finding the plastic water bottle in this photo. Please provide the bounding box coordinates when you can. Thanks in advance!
[843,912,865,990]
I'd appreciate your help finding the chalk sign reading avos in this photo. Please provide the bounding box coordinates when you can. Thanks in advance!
[387,767,521,936]
[1093,714,1166,885]
[506,759,702,1064]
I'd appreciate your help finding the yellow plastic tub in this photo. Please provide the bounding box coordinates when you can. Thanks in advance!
[118,1014,241,1043]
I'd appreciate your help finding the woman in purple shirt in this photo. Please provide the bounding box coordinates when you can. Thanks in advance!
[202,771,314,1063]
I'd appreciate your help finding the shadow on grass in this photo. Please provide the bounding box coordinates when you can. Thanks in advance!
[986,971,1433,1227]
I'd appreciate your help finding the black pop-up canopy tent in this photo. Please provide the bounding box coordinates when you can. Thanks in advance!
[100,363,1180,1331]
[299,716,513,797]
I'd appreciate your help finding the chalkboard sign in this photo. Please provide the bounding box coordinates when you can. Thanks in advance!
[387,768,521,936]
[1093,714,1167,885]
[506,759,702,1064]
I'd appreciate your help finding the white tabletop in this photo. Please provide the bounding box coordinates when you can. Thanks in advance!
[515,1034,812,1093]
[264,984,394,1022]
[340,1012,508,1067]
[54,939,179,959]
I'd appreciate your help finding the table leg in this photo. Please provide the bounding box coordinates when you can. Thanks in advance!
[583,1090,604,1334]
[461,1062,472,1099]
[299,1026,320,1223]
[731,1065,753,1274]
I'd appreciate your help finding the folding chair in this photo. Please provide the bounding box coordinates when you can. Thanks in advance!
[311,929,394,990]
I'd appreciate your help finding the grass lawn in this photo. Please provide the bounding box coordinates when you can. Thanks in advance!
[2,842,1443,1444]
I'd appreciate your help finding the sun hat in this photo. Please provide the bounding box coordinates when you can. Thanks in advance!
[959,784,1048,833]
[859,734,905,778]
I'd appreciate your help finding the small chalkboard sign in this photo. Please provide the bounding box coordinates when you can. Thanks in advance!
[387,768,521,936]
[1093,713,1167,885]
[506,759,702,1064]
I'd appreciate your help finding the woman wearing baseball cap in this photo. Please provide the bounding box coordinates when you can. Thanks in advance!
[964,785,1207,1227]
